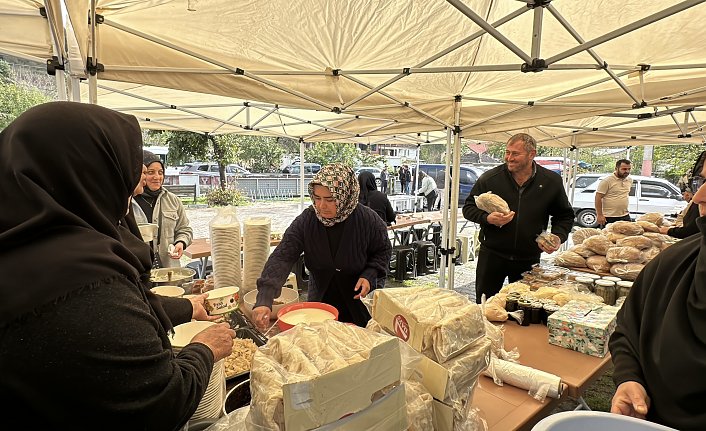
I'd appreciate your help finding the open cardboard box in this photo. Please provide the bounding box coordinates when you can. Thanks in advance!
[314,385,407,431]
[282,337,404,431]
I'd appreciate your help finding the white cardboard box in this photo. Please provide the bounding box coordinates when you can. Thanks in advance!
[314,385,408,431]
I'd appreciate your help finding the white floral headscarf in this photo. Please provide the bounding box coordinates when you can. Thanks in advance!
[308,163,360,226]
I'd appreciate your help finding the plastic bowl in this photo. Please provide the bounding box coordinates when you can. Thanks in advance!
[137,223,159,242]
[276,302,339,331]
[150,285,185,297]
[171,321,215,349]
[205,286,240,315]
[532,411,677,431]
[241,287,299,320]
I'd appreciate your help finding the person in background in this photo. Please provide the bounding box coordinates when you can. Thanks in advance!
[660,184,703,240]
[0,102,235,430]
[380,164,388,194]
[595,159,633,228]
[462,133,574,303]
[132,164,149,224]
[415,170,438,211]
[358,171,396,225]
[135,151,193,268]
[252,163,391,329]
[609,169,706,430]
[404,165,413,194]
[399,165,409,195]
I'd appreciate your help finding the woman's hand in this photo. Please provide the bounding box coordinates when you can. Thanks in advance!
[354,278,371,299]
[611,381,650,419]
[191,322,235,362]
[169,242,184,259]
[658,226,670,235]
[252,306,272,331]
[189,293,220,322]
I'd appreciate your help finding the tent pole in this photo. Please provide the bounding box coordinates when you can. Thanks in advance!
[531,6,543,59]
[447,97,463,290]
[413,143,421,215]
[299,139,305,213]
[88,0,98,104]
[438,128,453,289]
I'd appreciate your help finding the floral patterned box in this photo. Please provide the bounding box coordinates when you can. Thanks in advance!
[547,300,620,357]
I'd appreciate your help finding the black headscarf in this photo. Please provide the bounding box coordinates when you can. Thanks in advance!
[0,102,145,325]
[357,171,377,205]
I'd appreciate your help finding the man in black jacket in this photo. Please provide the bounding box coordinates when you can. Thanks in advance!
[462,133,575,303]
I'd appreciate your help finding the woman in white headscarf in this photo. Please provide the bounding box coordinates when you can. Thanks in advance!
[252,163,391,328]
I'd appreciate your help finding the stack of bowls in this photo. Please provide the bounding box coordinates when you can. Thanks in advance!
[242,217,271,296]
[171,321,225,420]
[210,221,242,290]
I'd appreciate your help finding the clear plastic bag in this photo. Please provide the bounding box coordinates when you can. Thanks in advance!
[473,191,510,214]
[483,357,563,402]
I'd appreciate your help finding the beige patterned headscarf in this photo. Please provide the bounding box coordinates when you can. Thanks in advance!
[308,163,360,226]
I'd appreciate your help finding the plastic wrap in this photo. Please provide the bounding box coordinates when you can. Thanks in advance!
[209,206,242,289]
[604,232,627,243]
[606,246,642,263]
[242,217,271,296]
[640,246,661,263]
[610,221,644,236]
[372,287,486,363]
[636,212,664,226]
[535,231,560,249]
[554,251,586,268]
[482,294,507,322]
[636,220,660,233]
[453,379,488,431]
[483,357,562,402]
[205,406,250,431]
[609,263,645,281]
[474,191,511,214]
[402,381,434,431]
[442,337,492,405]
[483,320,520,362]
[572,228,602,245]
[586,255,611,272]
[616,235,653,250]
[246,320,404,430]
[582,235,613,255]
[498,281,531,294]
[569,244,595,258]
[643,232,666,248]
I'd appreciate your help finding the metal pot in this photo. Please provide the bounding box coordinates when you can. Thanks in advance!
[150,267,196,287]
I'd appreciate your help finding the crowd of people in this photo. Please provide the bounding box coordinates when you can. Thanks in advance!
[3,100,706,429]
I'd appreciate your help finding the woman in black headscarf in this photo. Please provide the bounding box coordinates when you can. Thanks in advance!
[358,170,396,226]
[251,163,391,328]
[0,102,234,431]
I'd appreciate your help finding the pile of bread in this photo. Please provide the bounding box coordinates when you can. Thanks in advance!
[554,214,678,280]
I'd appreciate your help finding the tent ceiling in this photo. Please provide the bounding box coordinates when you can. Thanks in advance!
[3,0,706,148]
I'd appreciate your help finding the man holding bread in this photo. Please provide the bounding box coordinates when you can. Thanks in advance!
[463,133,575,303]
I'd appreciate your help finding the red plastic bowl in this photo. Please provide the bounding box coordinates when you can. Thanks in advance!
[276,302,339,331]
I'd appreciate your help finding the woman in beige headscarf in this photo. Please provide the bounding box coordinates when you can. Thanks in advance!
[252,163,391,328]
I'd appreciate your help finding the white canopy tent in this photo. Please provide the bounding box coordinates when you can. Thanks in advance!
[3,0,706,287]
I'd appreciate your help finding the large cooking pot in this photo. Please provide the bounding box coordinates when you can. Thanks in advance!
[150,267,196,287]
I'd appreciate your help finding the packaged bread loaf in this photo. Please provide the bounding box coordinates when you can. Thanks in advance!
[617,235,653,250]
[586,255,611,272]
[637,212,664,226]
[640,246,661,262]
[536,232,561,250]
[643,232,666,248]
[483,295,508,322]
[474,191,511,214]
[606,246,643,263]
[636,220,660,233]
[610,221,644,236]
[572,228,602,245]
[554,251,586,268]
[605,232,628,243]
[583,235,613,255]
[610,263,645,281]
[403,381,434,431]
[440,337,492,404]
[569,244,596,258]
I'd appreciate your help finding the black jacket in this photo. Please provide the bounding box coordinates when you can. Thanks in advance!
[668,201,700,239]
[462,163,575,260]
[366,190,396,225]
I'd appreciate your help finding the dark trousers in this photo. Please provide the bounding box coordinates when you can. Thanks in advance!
[600,214,631,228]
[424,190,438,211]
[381,179,387,194]
[474,248,538,303]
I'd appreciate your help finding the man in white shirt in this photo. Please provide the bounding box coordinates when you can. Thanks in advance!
[595,159,632,227]
[415,171,438,211]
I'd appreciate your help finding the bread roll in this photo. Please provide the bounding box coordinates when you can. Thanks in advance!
[570,244,596,258]
[474,191,511,214]
[583,235,613,255]
[610,221,644,236]
[617,235,653,250]
[636,220,660,233]
[554,251,587,268]
[637,212,664,226]
[610,263,645,281]
[606,246,642,263]
[586,255,611,272]
[572,228,602,245]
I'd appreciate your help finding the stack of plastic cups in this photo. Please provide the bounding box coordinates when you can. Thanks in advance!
[242,217,271,297]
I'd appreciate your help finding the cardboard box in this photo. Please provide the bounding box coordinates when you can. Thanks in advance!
[547,300,620,357]
[282,337,403,430]
[432,399,454,431]
[314,385,408,431]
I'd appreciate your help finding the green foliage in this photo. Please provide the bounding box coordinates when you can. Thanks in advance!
[275,137,300,154]
[357,150,386,167]
[0,60,11,83]
[205,187,247,207]
[304,142,359,167]
[235,135,285,172]
[0,81,51,130]
[420,144,446,163]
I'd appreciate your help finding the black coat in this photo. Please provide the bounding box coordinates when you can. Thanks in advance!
[462,163,575,260]
[668,201,700,239]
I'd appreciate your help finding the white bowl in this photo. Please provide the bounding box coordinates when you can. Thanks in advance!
[171,321,216,349]
[138,223,159,242]
[242,287,299,320]
[205,286,240,315]
[150,285,185,297]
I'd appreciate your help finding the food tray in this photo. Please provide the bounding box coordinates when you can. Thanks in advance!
[225,327,267,380]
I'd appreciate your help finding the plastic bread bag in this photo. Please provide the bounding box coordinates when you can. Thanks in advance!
[483,357,563,402]
[204,406,250,431]
[482,315,520,362]
[482,294,508,322]
[453,379,489,431]
[473,191,511,214]
[535,231,560,250]
[571,227,602,245]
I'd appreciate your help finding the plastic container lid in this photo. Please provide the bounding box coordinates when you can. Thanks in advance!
[602,276,622,282]
[595,279,615,287]
[617,281,634,288]
[584,273,602,280]
[575,276,595,284]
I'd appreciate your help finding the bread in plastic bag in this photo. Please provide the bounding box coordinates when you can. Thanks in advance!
[499,281,531,295]
[604,232,628,243]
[610,263,645,281]
[473,191,510,214]
[569,244,595,258]
[483,320,519,363]
[554,251,586,268]
[636,212,664,226]
[586,255,611,272]
[606,246,642,263]
[636,220,660,233]
[640,246,661,263]
[643,231,666,248]
[610,220,644,236]
[536,231,560,250]
[402,380,434,431]
[483,295,508,322]
[582,235,613,255]
[572,228,602,245]
[616,235,653,250]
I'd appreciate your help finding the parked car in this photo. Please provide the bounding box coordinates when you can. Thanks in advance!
[354,166,383,187]
[414,164,481,204]
[282,163,321,175]
[180,162,251,176]
[571,174,686,227]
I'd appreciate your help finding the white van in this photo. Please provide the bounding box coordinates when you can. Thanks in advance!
[571,174,686,227]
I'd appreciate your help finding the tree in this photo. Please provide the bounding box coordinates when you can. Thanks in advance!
[357,150,386,167]
[420,144,446,163]
[235,136,285,172]
[0,81,50,130]
[304,142,360,167]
